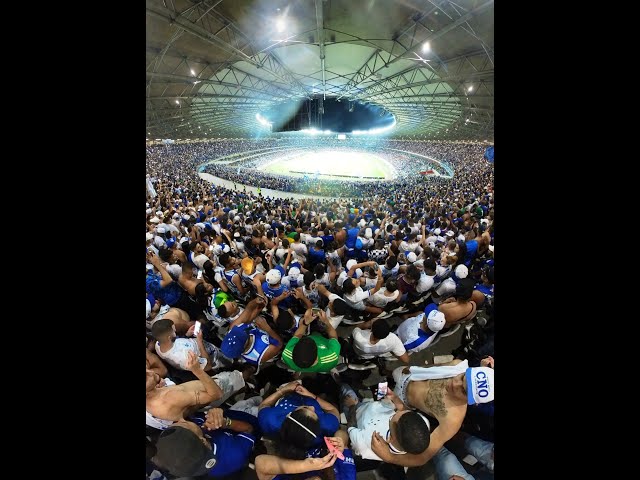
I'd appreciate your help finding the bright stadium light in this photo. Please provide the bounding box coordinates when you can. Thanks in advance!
[276,18,286,32]
[256,113,272,128]
[422,42,430,52]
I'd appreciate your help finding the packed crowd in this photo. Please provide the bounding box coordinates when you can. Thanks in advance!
[146,138,494,480]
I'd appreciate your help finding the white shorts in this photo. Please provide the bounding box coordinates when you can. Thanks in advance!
[209,370,245,407]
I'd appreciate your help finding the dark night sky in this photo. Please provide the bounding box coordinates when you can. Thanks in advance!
[263,97,395,132]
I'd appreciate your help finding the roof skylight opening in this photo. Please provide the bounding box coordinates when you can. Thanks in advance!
[276,18,286,32]
[190,69,196,76]
[422,42,430,53]
[467,85,473,92]
[175,100,180,104]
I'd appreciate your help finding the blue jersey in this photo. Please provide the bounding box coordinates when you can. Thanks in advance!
[242,327,279,366]
[188,414,256,478]
[223,268,244,298]
[464,240,479,266]
[261,282,294,308]
[258,393,340,444]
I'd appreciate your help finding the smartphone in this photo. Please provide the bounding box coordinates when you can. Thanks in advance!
[376,382,388,400]
[312,307,322,315]
[193,321,202,336]
[324,437,345,461]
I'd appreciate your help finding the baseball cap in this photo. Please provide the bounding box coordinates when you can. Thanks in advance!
[426,310,446,332]
[165,238,176,248]
[153,426,217,477]
[365,228,372,239]
[149,217,160,224]
[457,234,466,242]
[346,259,357,270]
[454,264,468,279]
[266,269,282,285]
[221,325,250,358]
[465,367,494,405]
[446,230,455,237]
[434,228,441,235]
[146,232,154,242]
[406,252,417,263]
[241,257,254,275]
[288,266,301,279]
[157,227,166,234]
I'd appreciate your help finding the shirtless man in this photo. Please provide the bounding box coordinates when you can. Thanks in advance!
[370,358,494,467]
[147,302,195,335]
[146,351,244,430]
[179,262,214,297]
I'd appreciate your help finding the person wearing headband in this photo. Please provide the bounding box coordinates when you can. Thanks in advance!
[258,381,340,455]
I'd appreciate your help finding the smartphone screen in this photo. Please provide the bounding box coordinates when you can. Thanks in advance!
[194,321,202,336]
[376,382,388,400]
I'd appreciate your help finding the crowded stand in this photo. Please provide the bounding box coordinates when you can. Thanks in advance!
[146,138,494,480]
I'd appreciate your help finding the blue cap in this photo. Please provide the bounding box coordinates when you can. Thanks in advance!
[212,217,218,223]
[165,238,176,248]
[221,325,250,359]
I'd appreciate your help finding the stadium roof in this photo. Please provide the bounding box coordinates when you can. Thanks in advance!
[146,0,493,141]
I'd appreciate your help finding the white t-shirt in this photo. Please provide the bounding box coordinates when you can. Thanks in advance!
[348,399,398,461]
[367,288,400,308]
[343,287,371,311]
[315,272,331,288]
[155,338,217,370]
[352,328,406,358]
[416,273,435,294]
[435,277,457,297]
[396,313,439,353]
[290,242,308,261]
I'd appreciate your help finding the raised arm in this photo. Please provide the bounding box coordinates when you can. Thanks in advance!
[317,309,338,340]
[255,453,337,480]
[229,296,267,328]
[149,252,174,288]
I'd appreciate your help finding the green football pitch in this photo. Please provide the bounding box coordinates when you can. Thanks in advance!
[261,149,396,180]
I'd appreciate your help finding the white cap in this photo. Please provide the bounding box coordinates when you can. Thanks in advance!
[365,228,372,239]
[434,228,441,235]
[156,210,163,216]
[146,232,154,242]
[406,252,418,263]
[359,219,366,228]
[426,310,446,332]
[197,205,204,211]
[346,259,357,270]
[234,232,240,238]
[457,234,466,242]
[446,230,455,237]
[157,227,166,234]
[146,208,153,215]
[149,217,160,224]
[288,267,301,278]
[455,264,468,279]
[211,244,222,255]
[488,245,494,253]
[266,269,282,285]
[222,244,230,254]
[428,241,436,249]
